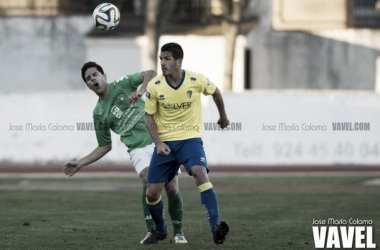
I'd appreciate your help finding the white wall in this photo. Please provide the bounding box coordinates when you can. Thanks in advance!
[203,90,380,165]
[85,35,246,91]
[0,17,93,93]
[85,37,145,82]
[2,90,379,166]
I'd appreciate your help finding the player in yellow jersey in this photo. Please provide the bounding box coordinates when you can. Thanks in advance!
[142,42,230,245]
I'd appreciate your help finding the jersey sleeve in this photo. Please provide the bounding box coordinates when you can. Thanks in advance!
[116,72,142,91]
[93,115,112,147]
[200,74,217,96]
[144,81,158,115]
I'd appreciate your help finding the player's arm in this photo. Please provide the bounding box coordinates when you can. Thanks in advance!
[64,115,112,177]
[128,70,157,105]
[212,87,229,129]
[63,144,112,177]
[145,113,171,156]
[139,70,157,94]
[144,81,170,155]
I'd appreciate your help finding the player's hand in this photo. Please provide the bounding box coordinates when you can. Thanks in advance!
[128,91,144,105]
[217,117,230,129]
[63,161,82,177]
[156,142,171,156]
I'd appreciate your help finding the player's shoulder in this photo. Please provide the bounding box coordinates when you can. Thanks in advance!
[111,75,129,86]
[185,69,204,76]
[185,70,207,82]
[184,70,210,89]
[148,74,165,88]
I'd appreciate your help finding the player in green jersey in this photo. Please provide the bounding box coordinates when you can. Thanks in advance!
[63,61,187,244]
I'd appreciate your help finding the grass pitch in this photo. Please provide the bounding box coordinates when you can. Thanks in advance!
[0,174,379,250]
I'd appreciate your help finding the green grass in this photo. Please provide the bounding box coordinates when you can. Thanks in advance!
[0,175,379,250]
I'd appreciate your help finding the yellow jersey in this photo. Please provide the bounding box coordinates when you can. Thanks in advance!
[145,70,217,141]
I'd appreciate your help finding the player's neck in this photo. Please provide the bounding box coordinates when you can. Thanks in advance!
[166,69,183,87]
[98,84,110,101]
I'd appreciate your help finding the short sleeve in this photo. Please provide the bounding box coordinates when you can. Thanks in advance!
[93,115,112,147]
[200,75,217,96]
[144,81,158,115]
[115,72,142,91]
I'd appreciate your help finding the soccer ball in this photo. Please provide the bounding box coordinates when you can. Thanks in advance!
[93,3,120,31]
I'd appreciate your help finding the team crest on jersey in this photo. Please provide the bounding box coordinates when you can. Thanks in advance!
[117,94,125,102]
[159,94,165,100]
[190,77,196,81]
[187,90,192,98]
[155,80,161,85]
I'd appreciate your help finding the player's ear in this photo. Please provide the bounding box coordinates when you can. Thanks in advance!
[177,58,183,67]
[103,74,107,81]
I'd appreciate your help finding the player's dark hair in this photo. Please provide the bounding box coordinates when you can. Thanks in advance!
[161,43,184,60]
[81,61,104,82]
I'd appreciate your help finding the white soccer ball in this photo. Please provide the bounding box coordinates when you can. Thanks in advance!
[93,3,120,31]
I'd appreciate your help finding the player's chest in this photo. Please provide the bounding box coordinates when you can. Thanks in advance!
[157,88,200,110]
[102,93,142,121]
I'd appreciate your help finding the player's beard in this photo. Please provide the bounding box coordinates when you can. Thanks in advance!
[162,68,169,76]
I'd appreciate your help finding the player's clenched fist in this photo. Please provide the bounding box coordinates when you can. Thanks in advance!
[128,91,144,105]
[156,142,171,156]
[63,161,82,177]
[217,117,230,129]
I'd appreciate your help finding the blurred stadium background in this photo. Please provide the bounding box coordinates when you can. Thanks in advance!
[1,0,380,249]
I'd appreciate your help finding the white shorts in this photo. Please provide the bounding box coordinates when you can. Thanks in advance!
[129,143,181,176]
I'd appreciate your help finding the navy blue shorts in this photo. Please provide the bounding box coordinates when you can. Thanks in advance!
[147,138,209,184]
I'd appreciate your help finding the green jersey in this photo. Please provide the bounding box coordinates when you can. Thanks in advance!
[93,72,153,153]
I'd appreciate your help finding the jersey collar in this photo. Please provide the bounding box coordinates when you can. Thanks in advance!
[165,70,185,90]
